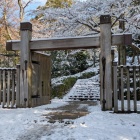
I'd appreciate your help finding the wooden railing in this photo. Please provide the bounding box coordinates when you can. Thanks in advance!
[0,67,19,108]
[113,62,140,113]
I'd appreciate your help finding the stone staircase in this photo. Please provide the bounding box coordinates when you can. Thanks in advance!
[64,76,100,101]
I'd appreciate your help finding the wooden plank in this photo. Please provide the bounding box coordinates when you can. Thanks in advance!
[19,69,24,107]
[16,65,20,107]
[126,66,130,112]
[7,70,11,107]
[133,66,137,112]
[47,57,51,101]
[100,15,112,110]
[113,62,118,113]
[31,63,39,96]
[6,34,132,51]
[139,66,140,98]
[0,70,1,105]
[11,70,15,107]
[2,70,6,108]
[120,66,124,111]
[111,49,115,106]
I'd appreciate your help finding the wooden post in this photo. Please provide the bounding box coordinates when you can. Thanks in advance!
[11,70,15,107]
[111,49,115,107]
[113,62,118,113]
[16,65,20,107]
[118,45,126,65]
[100,15,112,110]
[2,70,6,108]
[133,66,137,112]
[120,65,124,112]
[118,19,126,65]
[20,22,32,107]
[126,66,130,112]
[7,70,11,107]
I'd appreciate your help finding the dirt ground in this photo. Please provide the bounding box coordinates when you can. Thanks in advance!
[44,101,97,123]
[17,101,97,140]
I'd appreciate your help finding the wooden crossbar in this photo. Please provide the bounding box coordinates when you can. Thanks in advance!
[6,34,132,51]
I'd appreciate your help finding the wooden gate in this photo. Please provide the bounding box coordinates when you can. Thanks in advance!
[31,52,51,107]
[113,62,140,113]
[0,53,51,108]
[6,15,132,109]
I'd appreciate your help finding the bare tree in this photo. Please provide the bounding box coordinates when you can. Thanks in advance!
[18,0,34,22]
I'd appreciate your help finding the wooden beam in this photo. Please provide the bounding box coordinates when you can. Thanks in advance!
[31,35,100,50]
[6,34,132,51]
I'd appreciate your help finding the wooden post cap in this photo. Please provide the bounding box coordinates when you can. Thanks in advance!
[100,15,111,24]
[6,41,12,51]
[20,22,32,31]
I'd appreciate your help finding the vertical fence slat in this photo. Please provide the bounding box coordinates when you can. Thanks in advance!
[7,70,11,107]
[126,66,130,112]
[16,65,20,107]
[11,70,15,107]
[121,65,124,111]
[133,66,137,112]
[2,70,6,108]
[113,62,118,112]
[111,49,115,108]
[0,70,1,105]
[139,66,140,91]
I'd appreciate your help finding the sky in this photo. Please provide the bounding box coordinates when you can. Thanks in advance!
[25,0,47,11]
[25,0,86,11]
[23,0,47,20]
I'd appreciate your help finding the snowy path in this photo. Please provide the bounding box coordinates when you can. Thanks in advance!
[17,125,56,140]
[63,75,100,101]
[17,101,97,140]
[0,72,140,140]
[0,99,140,140]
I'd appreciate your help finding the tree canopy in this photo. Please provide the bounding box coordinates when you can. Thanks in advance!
[34,0,140,39]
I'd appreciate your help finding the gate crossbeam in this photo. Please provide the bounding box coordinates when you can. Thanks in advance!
[6,34,132,51]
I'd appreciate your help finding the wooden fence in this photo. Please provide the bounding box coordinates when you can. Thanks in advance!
[113,62,140,113]
[0,67,19,108]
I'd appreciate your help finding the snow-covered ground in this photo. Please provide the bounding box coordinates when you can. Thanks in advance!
[0,98,140,140]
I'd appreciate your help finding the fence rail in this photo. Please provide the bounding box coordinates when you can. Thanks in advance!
[0,68,17,108]
[113,62,140,113]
